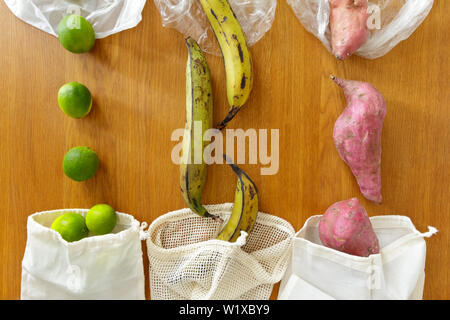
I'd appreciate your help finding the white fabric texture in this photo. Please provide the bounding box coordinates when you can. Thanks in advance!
[278,215,437,300]
[4,0,147,38]
[146,203,295,300]
[287,0,435,59]
[21,209,147,300]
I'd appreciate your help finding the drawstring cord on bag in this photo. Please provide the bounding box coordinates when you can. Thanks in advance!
[139,222,150,240]
[234,231,248,247]
[138,221,249,244]
[420,226,438,238]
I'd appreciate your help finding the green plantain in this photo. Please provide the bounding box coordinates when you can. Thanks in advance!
[180,37,220,221]
[199,0,253,130]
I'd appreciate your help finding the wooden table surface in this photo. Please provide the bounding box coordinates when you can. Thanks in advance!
[0,1,448,300]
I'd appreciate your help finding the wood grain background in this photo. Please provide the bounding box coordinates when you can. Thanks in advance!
[0,1,448,300]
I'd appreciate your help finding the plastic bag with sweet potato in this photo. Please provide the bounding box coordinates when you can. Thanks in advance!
[287,0,435,59]
[329,0,370,60]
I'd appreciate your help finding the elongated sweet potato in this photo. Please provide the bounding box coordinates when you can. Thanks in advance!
[318,198,380,257]
[331,75,386,204]
[329,0,369,60]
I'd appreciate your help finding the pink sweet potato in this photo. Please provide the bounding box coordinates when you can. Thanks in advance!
[331,75,386,204]
[318,198,380,257]
[329,0,369,60]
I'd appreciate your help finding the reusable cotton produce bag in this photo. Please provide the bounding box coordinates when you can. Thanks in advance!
[145,203,295,300]
[21,209,148,300]
[278,215,437,300]
[4,0,147,38]
[287,0,435,59]
[153,0,277,55]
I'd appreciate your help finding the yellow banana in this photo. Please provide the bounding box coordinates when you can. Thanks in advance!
[180,37,220,221]
[217,159,259,242]
[199,0,253,130]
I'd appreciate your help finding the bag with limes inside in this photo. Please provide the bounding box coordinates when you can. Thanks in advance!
[21,206,150,300]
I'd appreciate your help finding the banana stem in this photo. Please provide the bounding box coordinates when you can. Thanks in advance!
[205,211,224,223]
[216,107,241,131]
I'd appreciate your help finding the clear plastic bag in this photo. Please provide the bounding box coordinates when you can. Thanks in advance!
[287,0,435,59]
[4,0,147,38]
[153,0,277,55]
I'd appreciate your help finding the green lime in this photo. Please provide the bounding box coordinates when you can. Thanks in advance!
[57,14,95,53]
[86,204,117,235]
[58,82,92,118]
[63,146,99,182]
[51,212,89,242]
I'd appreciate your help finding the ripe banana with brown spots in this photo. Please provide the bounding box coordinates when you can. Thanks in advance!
[217,158,259,242]
[199,0,253,130]
[180,37,221,221]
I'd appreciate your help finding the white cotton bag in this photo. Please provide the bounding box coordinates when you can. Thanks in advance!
[278,215,437,300]
[21,209,147,300]
[4,0,147,38]
[145,203,295,300]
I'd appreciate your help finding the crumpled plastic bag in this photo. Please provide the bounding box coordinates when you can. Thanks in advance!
[153,0,277,55]
[287,0,434,59]
[4,0,147,38]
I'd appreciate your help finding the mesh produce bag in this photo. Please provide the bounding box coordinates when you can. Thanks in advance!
[145,203,295,300]
[153,0,277,55]
[21,209,148,300]
[287,0,435,59]
[278,215,437,300]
